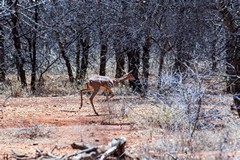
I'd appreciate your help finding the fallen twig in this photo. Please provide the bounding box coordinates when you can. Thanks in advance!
[11,137,133,160]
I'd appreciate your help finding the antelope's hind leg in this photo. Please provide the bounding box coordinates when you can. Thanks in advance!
[102,87,114,101]
[106,88,114,101]
[89,86,100,116]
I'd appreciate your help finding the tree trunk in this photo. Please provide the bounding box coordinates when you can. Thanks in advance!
[30,0,38,92]
[174,34,191,74]
[219,1,240,93]
[115,52,125,78]
[97,0,107,76]
[80,39,89,80]
[76,37,90,82]
[114,39,125,78]
[211,37,218,72]
[232,94,240,117]
[157,50,166,89]
[76,39,81,81]
[232,36,240,93]
[99,43,107,76]
[225,34,240,93]
[56,32,74,83]
[174,7,192,74]
[10,0,27,88]
[142,34,151,96]
[127,48,142,94]
[0,24,5,82]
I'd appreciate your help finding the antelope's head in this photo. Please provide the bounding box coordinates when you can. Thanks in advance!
[125,70,135,80]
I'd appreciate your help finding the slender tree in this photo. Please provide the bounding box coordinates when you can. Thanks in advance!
[138,1,152,96]
[56,32,74,83]
[97,0,108,76]
[0,24,5,82]
[113,1,127,78]
[76,36,90,82]
[9,0,27,87]
[115,51,125,78]
[174,6,192,74]
[30,0,39,92]
[127,47,142,93]
[76,39,81,81]
[142,33,151,96]
[99,36,107,76]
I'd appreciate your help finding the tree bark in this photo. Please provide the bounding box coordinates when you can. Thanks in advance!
[30,0,38,92]
[76,37,90,82]
[114,39,125,78]
[174,32,191,74]
[97,0,107,76]
[157,45,167,89]
[218,1,240,93]
[142,34,151,96]
[99,42,107,76]
[56,32,74,83]
[174,7,193,74]
[232,94,240,117]
[76,39,81,81]
[0,24,5,82]
[210,34,218,72]
[10,0,27,88]
[115,52,125,78]
[80,38,90,80]
[127,48,142,94]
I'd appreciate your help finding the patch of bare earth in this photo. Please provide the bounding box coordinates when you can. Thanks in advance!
[0,95,153,158]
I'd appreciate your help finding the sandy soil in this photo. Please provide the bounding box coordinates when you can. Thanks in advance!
[0,95,154,158]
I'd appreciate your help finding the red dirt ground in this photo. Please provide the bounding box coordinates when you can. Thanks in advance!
[0,95,155,158]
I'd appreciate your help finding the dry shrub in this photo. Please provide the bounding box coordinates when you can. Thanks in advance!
[14,124,54,139]
[34,74,79,96]
[127,70,240,159]
[10,81,24,97]
[139,119,240,159]
[0,80,27,97]
[129,96,240,159]
[1,74,80,97]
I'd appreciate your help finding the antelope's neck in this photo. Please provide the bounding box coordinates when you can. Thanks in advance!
[116,76,128,83]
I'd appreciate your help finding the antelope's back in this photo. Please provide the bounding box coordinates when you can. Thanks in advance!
[89,75,115,88]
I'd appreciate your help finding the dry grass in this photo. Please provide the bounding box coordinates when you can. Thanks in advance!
[1,74,80,97]
[14,124,54,139]
[120,93,240,159]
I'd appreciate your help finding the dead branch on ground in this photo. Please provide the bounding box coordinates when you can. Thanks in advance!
[9,137,134,160]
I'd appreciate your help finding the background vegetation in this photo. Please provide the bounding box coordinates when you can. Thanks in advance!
[0,0,239,95]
